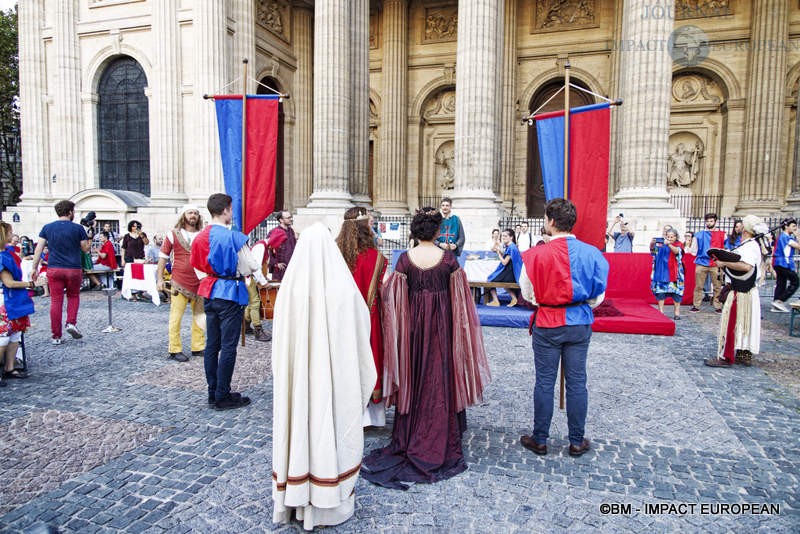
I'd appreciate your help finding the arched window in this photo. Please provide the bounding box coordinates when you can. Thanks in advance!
[97,57,150,196]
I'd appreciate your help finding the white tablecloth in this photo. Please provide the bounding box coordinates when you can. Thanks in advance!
[21,259,34,282]
[121,263,160,305]
[462,250,501,282]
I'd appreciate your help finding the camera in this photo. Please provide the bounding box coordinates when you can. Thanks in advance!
[618,213,624,218]
[79,211,96,227]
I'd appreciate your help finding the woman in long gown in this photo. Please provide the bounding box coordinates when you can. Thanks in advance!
[336,206,389,427]
[649,228,684,319]
[362,209,491,490]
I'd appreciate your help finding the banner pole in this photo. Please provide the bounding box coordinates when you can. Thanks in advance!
[240,58,248,348]
[560,59,570,412]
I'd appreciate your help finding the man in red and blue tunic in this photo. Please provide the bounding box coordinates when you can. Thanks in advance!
[518,198,608,458]
[190,193,267,410]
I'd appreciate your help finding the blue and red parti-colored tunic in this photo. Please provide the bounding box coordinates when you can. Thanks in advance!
[522,237,609,329]
[190,225,250,305]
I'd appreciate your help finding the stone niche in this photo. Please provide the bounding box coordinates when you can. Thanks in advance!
[533,0,596,33]
[420,88,456,201]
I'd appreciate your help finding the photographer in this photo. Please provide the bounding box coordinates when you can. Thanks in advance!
[608,214,634,252]
[79,212,102,290]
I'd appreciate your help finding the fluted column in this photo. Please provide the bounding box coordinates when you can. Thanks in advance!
[292,4,314,208]
[453,0,500,197]
[451,0,502,249]
[614,0,674,208]
[307,0,352,207]
[51,0,84,197]
[738,0,789,213]
[232,0,256,93]
[190,0,228,199]
[499,0,517,208]
[789,103,800,208]
[151,0,183,202]
[350,0,371,205]
[376,0,408,213]
[18,0,49,201]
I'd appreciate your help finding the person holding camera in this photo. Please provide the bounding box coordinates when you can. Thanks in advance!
[771,217,800,313]
[608,214,634,252]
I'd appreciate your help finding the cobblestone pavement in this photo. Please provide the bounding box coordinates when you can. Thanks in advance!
[0,292,798,532]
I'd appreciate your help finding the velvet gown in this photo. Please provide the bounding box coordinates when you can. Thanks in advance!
[362,251,469,489]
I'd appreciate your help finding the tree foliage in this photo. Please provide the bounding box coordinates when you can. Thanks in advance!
[0,6,19,210]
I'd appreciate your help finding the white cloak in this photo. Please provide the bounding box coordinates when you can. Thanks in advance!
[271,223,377,531]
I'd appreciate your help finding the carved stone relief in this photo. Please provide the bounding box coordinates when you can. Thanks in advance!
[424,6,458,43]
[671,73,723,105]
[534,0,596,32]
[434,140,456,191]
[422,89,456,123]
[257,0,290,42]
[676,1,732,20]
[668,133,705,188]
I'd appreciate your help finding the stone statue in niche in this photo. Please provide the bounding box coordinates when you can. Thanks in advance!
[535,0,595,30]
[434,141,456,191]
[668,141,704,187]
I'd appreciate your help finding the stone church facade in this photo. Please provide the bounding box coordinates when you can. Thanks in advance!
[8,0,800,246]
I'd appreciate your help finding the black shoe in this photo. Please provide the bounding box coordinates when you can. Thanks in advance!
[569,439,591,457]
[520,435,547,455]
[715,308,722,314]
[168,352,189,363]
[689,307,700,313]
[3,369,28,379]
[702,295,711,302]
[208,392,242,405]
[192,350,204,357]
[214,393,251,410]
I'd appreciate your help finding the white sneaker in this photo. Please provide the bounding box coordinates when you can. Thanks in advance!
[51,338,63,345]
[773,300,790,313]
[65,324,83,339]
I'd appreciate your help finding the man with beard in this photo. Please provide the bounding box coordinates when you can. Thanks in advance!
[157,205,205,363]
[266,211,297,282]
[691,212,726,313]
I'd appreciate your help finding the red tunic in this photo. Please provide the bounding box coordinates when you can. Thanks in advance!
[95,241,118,270]
[350,248,388,402]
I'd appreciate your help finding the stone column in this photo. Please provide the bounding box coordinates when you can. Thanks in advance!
[376,0,408,213]
[498,0,517,209]
[190,0,228,200]
[232,0,256,93]
[452,0,502,248]
[17,0,49,201]
[150,0,184,203]
[51,0,84,197]
[306,0,353,208]
[738,0,789,214]
[350,0,371,205]
[292,3,314,209]
[612,0,678,237]
[788,103,800,209]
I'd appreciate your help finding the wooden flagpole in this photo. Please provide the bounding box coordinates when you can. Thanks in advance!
[560,60,570,411]
[240,58,248,348]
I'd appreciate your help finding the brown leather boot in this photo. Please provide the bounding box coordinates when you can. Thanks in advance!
[253,325,272,342]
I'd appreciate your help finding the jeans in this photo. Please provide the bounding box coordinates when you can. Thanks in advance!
[204,298,245,401]
[168,292,205,354]
[532,324,592,447]
[47,267,82,339]
[773,265,799,303]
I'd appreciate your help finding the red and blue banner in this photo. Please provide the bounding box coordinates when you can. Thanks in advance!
[214,94,280,234]
[534,102,610,250]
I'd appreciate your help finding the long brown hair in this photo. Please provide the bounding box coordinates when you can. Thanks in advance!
[0,221,11,246]
[336,206,375,270]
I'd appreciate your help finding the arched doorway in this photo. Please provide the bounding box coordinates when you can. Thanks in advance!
[97,56,150,196]
[526,79,593,217]
[257,76,285,210]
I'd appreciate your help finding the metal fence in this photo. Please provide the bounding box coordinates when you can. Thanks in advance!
[248,219,281,242]
[375,215,412,257]
[668,194,722,218]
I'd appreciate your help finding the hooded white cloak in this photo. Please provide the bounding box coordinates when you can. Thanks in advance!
[271,223,377,530]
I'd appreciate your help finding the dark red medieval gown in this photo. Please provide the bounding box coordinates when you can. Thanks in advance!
[351,248,388,401]
[362,251,490,490]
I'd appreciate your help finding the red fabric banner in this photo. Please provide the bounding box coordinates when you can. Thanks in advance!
[568,107,610,250]
[130,263,145,280]
[244,98,279,234]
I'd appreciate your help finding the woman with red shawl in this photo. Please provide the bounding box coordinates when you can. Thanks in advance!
[650,228,684,319]
[336,206,388,427]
